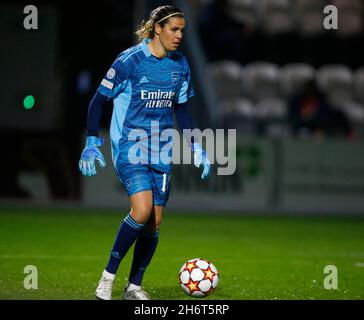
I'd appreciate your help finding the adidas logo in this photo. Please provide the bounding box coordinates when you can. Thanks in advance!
[139,76,149,84]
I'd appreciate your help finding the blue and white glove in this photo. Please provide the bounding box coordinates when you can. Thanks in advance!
[79,136,106,176]
[192,142,211,180]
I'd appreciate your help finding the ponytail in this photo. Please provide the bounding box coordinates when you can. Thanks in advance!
[135,5,184,42]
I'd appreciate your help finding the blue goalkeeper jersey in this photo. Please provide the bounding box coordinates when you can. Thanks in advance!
[97,39,194,173]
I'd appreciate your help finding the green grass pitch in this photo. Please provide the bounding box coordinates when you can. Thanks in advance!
[0,208,364,300]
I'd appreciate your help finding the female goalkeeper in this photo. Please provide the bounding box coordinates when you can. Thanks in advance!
[78,5,211,300]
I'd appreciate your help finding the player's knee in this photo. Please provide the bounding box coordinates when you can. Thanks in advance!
[131,204,153,224]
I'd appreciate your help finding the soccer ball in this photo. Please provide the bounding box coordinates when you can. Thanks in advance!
[178,258,219,297]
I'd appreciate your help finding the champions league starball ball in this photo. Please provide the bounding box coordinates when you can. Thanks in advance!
[178,258,219,297]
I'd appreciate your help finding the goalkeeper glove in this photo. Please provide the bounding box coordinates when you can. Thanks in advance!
[192,142,211,180]
[79,136,106,176]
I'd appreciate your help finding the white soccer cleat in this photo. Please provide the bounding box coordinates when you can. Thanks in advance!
[95,270,115,300]
[122,287,150,300]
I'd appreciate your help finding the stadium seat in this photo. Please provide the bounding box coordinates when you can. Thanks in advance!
[298,12,324,36]
[336,10,363,37]
[220,96,287,121]
[296,0,326,9]
[296,1,326,36]
[254,97,288,120]
[225,0,259,28]
[338,101,364,123]
[354,66,364,104]
[218,97,255,119]
[206,60,243,100]
[259,0,296,34]
[241,62,280,101]
[330,0,363,36]
[218,97,257,134]
[280,63,315,98]
[331,0,363,11]
[316,65,354,104]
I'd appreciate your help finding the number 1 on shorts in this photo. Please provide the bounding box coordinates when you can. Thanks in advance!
[162,173,167,192]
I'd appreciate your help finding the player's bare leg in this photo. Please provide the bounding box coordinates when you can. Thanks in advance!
[129,190,154,224]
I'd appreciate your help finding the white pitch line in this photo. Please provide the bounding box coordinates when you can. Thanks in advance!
[0,254,100,260]
[354,262,364,267]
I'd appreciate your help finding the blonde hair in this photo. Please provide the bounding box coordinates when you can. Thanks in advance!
[135,5,184,42]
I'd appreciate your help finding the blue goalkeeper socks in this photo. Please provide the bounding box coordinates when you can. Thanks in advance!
[105,213,145,275]
[128,229,159,286]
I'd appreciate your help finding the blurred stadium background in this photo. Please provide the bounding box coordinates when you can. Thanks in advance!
[1,0,364,214]
[1,0,364,300]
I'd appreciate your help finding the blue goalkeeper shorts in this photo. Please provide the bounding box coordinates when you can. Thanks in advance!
[115,163,171,207]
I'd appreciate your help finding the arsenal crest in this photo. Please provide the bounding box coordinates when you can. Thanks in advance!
[171,72,179,85]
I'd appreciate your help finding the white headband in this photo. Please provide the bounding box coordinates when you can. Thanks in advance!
[156,12,184,24]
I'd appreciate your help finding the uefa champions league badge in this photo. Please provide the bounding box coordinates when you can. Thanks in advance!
[171,72,179,85]
[107,68,115,79]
